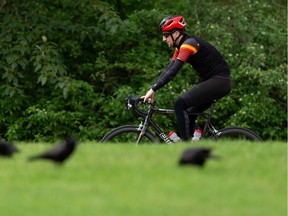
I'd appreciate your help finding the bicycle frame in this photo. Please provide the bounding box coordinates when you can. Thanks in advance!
[136,106,174,144]
[133,99,220,144]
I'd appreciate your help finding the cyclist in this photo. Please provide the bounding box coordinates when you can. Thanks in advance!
[142,15,231,141]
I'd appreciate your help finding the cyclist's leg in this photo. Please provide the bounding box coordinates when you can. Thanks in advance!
[187,102,213,135]
[177,76,231,140]
[174,98,190,140]
[174,99,214,140]
[182,76,231,108]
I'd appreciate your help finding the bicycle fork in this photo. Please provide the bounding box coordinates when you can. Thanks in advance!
[136,106,155,144]
[136,118,149,144]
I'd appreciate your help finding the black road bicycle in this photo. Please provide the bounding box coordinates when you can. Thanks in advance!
[100,95,262,144]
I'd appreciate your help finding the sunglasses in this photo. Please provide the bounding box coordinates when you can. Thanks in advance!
[162,32,171,38]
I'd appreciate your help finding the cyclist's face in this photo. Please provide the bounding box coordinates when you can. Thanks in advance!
[162,32,174,47]
[162,31,180,47]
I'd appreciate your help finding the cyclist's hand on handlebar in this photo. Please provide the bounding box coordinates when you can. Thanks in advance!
[142,89,155,103]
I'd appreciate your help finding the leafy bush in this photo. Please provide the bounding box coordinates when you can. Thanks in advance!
[0,0,286,141]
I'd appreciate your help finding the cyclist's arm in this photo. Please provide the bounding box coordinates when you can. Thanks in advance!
[151,59,184,91]
[156,60,174,81]
[151,39,199,91]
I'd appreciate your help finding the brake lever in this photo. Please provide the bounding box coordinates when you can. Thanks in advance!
[125,98,132,110]
[126,102,132,110]
[138,99,156,106]
[125,95,155,109]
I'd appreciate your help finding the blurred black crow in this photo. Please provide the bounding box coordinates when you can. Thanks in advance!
[28,137,77,164]
[179,147,218,167]
[0,140,19,157]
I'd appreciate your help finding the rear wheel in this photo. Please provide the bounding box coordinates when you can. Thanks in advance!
[210,126,262,141]
[100,125,158,144]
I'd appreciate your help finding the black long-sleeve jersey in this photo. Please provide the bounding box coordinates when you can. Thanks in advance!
[151,34,230,91]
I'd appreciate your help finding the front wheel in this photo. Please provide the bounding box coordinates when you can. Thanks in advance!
[100,125,159,144]
[210,126,263,142]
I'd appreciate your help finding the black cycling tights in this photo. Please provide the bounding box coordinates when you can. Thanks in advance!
[174,76,231,141]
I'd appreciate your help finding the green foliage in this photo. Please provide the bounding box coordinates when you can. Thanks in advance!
[0,0,286,141]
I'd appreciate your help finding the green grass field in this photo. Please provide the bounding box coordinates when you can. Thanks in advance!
[0,140,286,216]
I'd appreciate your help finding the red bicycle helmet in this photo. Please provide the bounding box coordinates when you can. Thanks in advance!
[159,15,186,32]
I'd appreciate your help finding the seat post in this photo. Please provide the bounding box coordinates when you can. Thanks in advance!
[208,100,216,117]
[202,100,216,137]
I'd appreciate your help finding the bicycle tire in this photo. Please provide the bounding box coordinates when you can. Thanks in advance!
[210,126,263,142]
[100,125,159,144]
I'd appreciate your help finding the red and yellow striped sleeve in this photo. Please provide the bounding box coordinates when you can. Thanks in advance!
[177,44,198,62]
[171,48,179,61]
